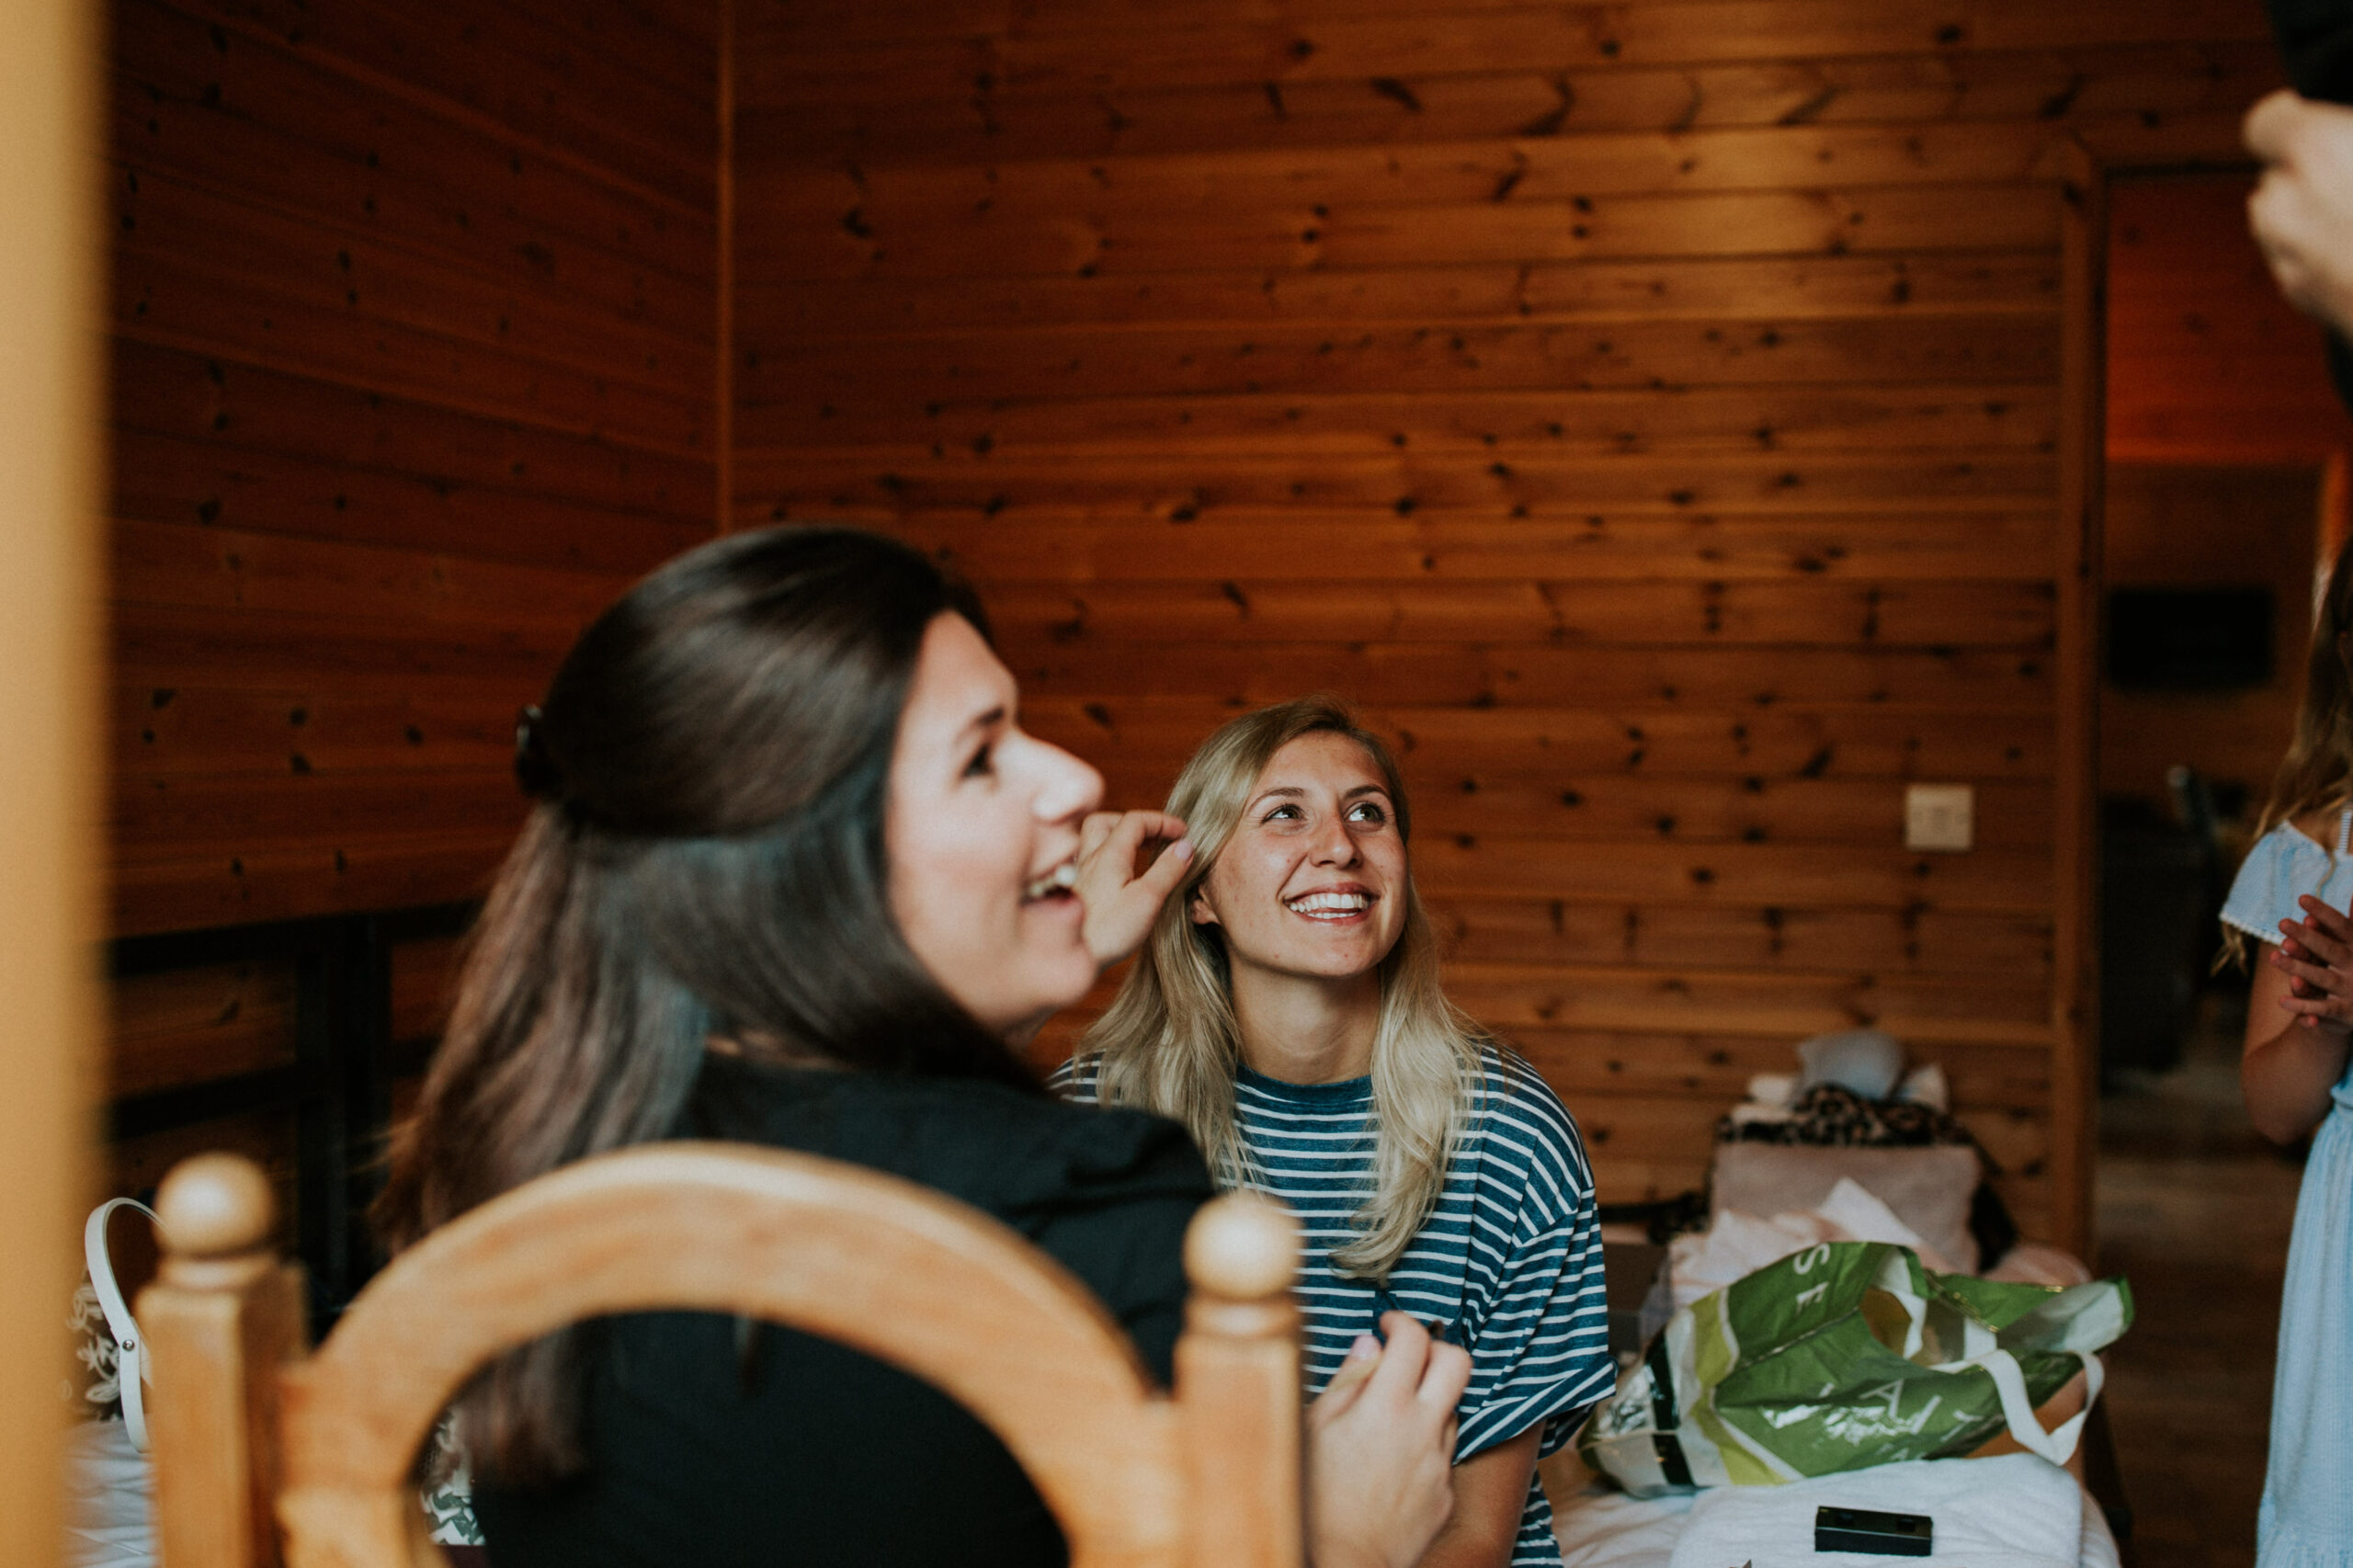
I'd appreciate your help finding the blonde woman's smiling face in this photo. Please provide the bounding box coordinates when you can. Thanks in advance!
[1189,731,1407,983]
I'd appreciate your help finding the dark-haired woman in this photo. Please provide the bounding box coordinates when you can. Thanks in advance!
[376,527,1468,1568]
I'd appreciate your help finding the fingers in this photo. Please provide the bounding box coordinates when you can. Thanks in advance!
[2275,937,2348,980]
[2279,928,2345,973]
[2279,918,2353,973]
[2249,175,2313,298]
[1131,834,1195,903]
[2245,87,2306,164]
[2269,937,2353,997]
[1360,1313,1472,1437]
[1311,1335,1382,1426]
[1365,1312,1432,1399]
[1103,810,1188,859]
[1418,1337,1472,1415]
[1082,810,1188,872]
[2274,979,2353,1035]
[2274,956,2351,1000]
[1079,812,1120,861]
[1075,810,1194,968]
[1130,811,1188,846]
[2274,928,2347,976]
[2243,97,2353,334]
[2299,895,2353,948]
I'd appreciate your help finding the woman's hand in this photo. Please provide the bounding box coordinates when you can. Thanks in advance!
[2245,90,2353,338]
[2245,897,2353,1144]
[2272,895,2353,1036]
[1305,1313,1471,1568]
[1074,810,1191,969]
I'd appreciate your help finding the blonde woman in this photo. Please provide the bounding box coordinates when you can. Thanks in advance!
[1053,697,1611,1568]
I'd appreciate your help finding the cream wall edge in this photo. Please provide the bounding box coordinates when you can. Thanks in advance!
[0,0,105,1562]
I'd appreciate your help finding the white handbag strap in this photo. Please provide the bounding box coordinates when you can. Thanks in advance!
[1974,1347,2102,1466]
[85,1198,161,1454]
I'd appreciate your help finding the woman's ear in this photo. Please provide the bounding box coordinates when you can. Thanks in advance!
[1189,885,1219,927]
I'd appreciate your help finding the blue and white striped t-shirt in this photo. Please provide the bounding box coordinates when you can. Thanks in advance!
[1051,1043,1611,1567]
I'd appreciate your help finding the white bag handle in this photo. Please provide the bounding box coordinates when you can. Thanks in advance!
[85,1197,162,1454]
[1966,1347,2101,1466]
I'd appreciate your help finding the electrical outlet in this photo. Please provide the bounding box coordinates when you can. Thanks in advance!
[1904,784,1974,852]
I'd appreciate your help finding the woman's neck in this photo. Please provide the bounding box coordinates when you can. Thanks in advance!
[1228,963,1381,1085]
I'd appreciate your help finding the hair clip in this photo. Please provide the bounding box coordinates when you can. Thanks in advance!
[514,704,564,801]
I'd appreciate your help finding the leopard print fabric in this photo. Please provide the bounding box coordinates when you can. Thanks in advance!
[1716,1083,1973,1151]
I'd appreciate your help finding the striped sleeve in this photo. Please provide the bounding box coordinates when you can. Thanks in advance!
[1453,1058,1615,1460]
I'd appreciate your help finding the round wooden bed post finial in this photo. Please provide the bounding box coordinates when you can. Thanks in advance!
[1184,1192,1299,1303]
[142,1152,304,1568]
[155,1152,275,1283]
[1176,1193,1304,1568]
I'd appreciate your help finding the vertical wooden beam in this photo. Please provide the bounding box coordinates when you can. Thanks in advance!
[0,0,103,1562]
[2052,138,2108,1261]
[715,0,736,536]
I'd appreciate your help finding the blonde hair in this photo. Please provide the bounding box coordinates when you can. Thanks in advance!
[2226,534,2353,968]
[1083,696,1488,1281]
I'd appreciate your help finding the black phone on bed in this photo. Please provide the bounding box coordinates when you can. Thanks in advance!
[1815,1505,1934,1556]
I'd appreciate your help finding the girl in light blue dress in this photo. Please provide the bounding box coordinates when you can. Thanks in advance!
[2221,535,2353,1568]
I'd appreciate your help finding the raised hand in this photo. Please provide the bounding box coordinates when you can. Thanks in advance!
[2246,90,2353,338]
[1074,809,1192,970]
[2273,893,2353,1035]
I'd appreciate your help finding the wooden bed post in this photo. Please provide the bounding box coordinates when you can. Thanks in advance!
[142,1153,308,1568]
[1176,1196,1304,1568]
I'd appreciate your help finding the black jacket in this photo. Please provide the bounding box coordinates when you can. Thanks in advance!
[474,1057,1212,1568]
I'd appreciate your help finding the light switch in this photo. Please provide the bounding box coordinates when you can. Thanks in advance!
[1904,784,1974,852]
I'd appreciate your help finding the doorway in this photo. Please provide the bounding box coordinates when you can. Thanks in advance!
[2091,168,2353,1568]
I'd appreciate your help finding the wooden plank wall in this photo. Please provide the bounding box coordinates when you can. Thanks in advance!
[106,0,719,1174]
[731,0,2285,1242]
[109,0,720,940]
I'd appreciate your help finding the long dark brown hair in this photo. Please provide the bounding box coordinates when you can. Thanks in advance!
[376,525,1033,1481]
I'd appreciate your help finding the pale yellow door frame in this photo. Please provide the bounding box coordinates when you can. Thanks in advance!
[0,4,105,1565]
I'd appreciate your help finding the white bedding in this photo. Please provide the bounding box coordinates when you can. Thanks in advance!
[62,1420,154,1568]
[1554,1457,2123,1568]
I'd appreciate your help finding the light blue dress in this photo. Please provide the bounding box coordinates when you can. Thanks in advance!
[2222,812,2353,1568]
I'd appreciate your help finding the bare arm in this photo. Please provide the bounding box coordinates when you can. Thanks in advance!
[1412,1427,1542,1568]
[2245,894,2353,1144]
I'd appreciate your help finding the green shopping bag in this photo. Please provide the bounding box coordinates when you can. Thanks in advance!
[1577,1241,2132,1497]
